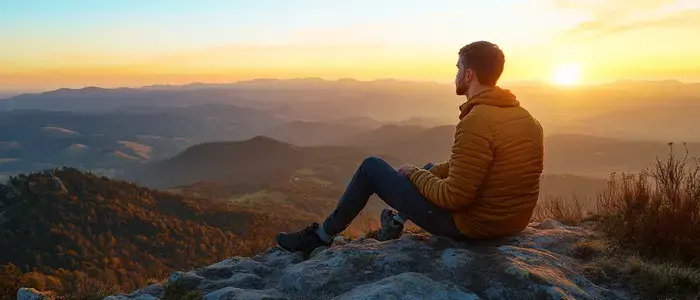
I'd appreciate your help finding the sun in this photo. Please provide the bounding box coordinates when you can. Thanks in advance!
[550,63,581,86]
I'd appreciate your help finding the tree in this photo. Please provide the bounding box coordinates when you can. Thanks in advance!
[0,263,22,300]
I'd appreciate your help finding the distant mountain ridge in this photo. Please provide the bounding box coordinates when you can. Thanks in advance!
[0,78,448,111]
[127,136,400,189]
[4,78,700,142]
[344,127,700,177]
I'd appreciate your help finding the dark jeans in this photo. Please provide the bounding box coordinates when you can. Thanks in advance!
[322,157,465,239]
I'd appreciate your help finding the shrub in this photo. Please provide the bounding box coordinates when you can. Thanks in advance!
[163,279,203,300]
[0,263,22,300]
[232,216,278,257]
[357,211,379,238]
[595,143,700,266]
[63,275,121,300]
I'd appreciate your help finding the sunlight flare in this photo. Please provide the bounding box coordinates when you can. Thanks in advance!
[550,63,581,86]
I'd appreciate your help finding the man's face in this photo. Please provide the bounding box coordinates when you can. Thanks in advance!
[455,57,471,96]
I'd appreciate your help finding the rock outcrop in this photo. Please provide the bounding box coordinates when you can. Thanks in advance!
[96,220,626,300]
[16,288,56,300]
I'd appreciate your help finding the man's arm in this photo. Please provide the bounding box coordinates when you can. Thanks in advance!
[428,161,449,179]
[406,114,493,210]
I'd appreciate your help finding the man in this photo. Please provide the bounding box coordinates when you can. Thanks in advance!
[276,41,544,254]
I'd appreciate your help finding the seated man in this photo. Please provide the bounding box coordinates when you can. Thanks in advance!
[276,41,545,254]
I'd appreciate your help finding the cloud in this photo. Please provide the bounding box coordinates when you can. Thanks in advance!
[554,0,700,39]
[564,9,700,39]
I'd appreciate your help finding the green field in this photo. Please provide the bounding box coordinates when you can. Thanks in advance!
[229,190,289,206]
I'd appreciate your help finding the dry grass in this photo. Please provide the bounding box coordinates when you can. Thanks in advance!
[357,211,379,238]
[534,145,700,297]
[532,196,590,225]
[571,236,700,298]
[233,216,279,257]
[359,213,427,240]
[596,143,700,266]
[585,256,700,299]
[62,276,121,300]
[536,144,700,266]
[569,239,610,260]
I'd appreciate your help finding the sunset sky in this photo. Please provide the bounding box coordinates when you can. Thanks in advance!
[1,0,699,91]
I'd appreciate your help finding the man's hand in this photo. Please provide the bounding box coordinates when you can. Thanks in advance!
[397,164,415,176]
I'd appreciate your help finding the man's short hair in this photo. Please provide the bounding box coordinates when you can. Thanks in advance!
[458,41,505,86]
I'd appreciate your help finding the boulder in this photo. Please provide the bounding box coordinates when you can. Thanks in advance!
[99,220,628,300]
[16,288,55,300]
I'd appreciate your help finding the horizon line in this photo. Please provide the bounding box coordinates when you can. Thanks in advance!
[1,77,698,96]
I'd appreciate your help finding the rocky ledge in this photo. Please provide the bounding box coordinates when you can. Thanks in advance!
[20,220,628,300]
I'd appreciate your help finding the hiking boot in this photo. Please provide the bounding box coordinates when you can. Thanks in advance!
[276,223,330,254]
[377,209,404,241]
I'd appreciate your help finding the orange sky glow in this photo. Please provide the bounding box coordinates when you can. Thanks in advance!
[1,0,699,91]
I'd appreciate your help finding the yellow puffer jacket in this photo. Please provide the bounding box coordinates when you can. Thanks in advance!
[407,87,544,239]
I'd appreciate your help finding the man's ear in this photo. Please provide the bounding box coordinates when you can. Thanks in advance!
[465,69,474,83]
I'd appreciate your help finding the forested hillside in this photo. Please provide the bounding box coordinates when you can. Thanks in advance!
[0,168,294,294]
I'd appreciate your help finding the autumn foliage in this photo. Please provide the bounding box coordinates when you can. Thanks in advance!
[0,168,296,295]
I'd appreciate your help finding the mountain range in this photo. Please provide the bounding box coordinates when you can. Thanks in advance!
[3,79,700,180]
[4,102,697,182]
[3,79,700,141]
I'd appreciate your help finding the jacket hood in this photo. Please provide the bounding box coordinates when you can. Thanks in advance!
[459,87,520,119]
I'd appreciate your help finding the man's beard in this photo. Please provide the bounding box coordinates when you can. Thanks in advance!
[456,83,469,96]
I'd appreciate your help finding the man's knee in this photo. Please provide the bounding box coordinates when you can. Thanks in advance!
[362,156,385,168]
